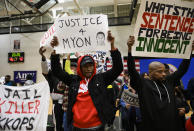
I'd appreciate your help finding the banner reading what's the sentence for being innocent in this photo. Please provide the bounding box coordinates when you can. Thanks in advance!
[0,82,50,131]
[132,0,194,59]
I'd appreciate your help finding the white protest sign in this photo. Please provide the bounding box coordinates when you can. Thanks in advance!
[54,14,110,53]
[40,24,56,47]
[132,0,194,59]
[121,90,139,107]
[0,81,50,131]
[82,51,107,62]
[82,51,107,73]
[0,77,5,85]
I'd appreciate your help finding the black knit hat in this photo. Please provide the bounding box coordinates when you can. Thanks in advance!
[81,56,94,66]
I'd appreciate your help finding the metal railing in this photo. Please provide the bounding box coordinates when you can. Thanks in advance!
[0,16,131,34]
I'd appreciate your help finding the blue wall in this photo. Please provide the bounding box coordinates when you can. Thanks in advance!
[140,58,194,89]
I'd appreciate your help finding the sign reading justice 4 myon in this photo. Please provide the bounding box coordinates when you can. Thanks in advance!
[132,0,194,59]
[54,14,110,53]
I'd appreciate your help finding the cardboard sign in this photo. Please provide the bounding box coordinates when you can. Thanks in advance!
[40,24,56,47]
[85,51,107,73]
[54,14,110,53]
[132,0,194,59]
[14,71,37,84]
[121,90,139,107]
[0,82,50,131]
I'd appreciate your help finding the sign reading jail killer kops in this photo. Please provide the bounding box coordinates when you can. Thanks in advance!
[54,14,110,53]
[132,0,194,59]
[0,82,50,131]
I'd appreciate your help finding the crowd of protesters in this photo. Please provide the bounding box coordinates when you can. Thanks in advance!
[1,31,194,131]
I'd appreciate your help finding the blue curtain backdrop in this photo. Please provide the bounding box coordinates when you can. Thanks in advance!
[139,58,194,89]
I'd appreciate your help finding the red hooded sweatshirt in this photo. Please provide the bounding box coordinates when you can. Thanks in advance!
[72,55,102,128]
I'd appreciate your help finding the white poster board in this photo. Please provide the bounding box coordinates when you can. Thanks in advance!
[0,82,50,131]
[82,51,107,73]
[40,24,56,47]
[54,14,110,53]
[121,90,139,107]
[132,0,194,59]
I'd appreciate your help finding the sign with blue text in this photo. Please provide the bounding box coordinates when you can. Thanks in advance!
[132,0,194,59]
[54,14,110,53]
[14,71,37,83]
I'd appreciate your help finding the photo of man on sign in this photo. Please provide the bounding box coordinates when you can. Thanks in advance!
[96,32,105,46]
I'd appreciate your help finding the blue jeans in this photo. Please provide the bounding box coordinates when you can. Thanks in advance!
[63,112,72,131]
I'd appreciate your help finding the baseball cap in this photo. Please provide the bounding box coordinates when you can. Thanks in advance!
[81,56,94,66]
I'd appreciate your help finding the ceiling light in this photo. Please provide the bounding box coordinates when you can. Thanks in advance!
[58,0,73,3]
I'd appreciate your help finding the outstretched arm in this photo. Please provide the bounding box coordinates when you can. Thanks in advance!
[65,53,74,75]
[39,47,50,75]
[167,41,194,85]
[39,46,59,93]
[102,31,123,86]
[50,37,74,86]
[127,36,142,91]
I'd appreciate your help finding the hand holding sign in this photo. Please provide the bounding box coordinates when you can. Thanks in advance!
[127,36,135,53]
[75,52,81,58]
[107,31,116,50]
[51,50,56,55]
[178,108,186,116]
[107,31,114,44]
[39,47,46,56]
[39,47,46,61]
[50,36,59,48]
[126,103,131,109]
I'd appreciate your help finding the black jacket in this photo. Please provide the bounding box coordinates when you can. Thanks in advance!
[127,52,191,131]
[175,88,190,131]
[51,49,123,126]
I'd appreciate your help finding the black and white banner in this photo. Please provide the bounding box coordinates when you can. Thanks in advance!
[121,90,139,107]
[0,82,50,131]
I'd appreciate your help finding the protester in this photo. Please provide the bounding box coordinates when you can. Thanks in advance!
[186,115,194,131]
[140,72,149,79]
[186,77,194,131]
[187,78,194,111]
[119,75,141,131]
[175,86,190,131]
[164,62,189,131]
[4,75,16,86]
[120,99,141,131]
[0,76,5,85]
[127,36,194,131]
[163,63,170,75]
[39,47,64,131]
[65,53,77,75]
[62,53,78,131]
[56,81,69,131]
[50,31,123,131]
